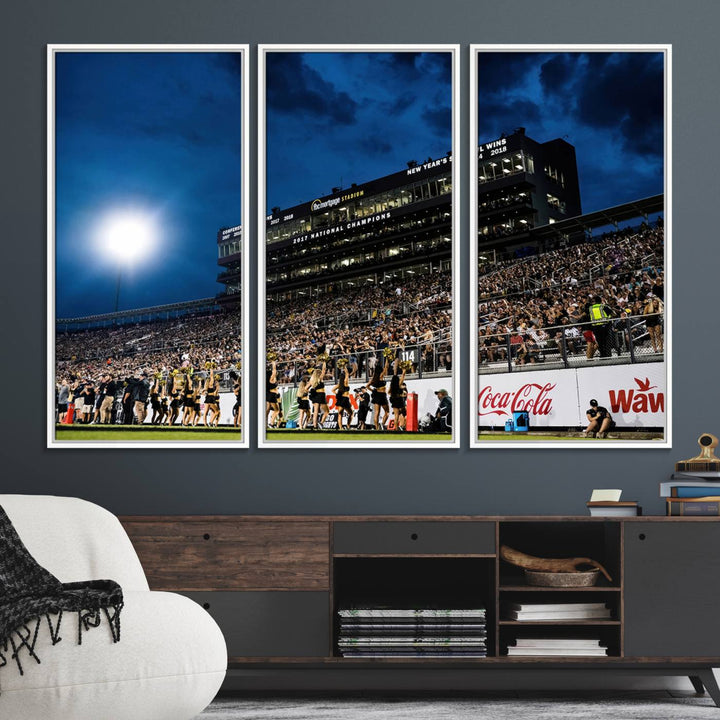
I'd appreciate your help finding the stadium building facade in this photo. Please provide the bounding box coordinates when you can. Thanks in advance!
[265,154,452,302]
[216,224,242,306]
[477,128,581,257]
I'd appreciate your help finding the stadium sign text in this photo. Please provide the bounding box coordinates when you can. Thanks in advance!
[310,189,365,213]
[478,137,508,160]
[477,382,555,417]
[221,224,242,238]
[291,211,392,245]
[406,156,451,176]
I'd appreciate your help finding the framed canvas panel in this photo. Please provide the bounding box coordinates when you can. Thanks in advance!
[48,45,249,448]
[470,45,671,449]
[258,45,460,448]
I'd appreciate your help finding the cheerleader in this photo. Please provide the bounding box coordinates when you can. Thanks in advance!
[230,370,241,428]
[296,374,311,430]
[332,364,353,430]
[308,361,329,430]
[355,386,370,430]
[192,376,202,427]
[266,360,280,427]
[150,375,165,425]
[166,371,184,426]
[203,369,221,427]
[388,360,408,431]
[368,356,390,430]
[181,373,195,426]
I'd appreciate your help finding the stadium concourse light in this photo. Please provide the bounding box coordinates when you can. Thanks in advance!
[99,211,157,312]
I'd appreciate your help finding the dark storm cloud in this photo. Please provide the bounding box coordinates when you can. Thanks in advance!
[422,105,452,138]
[266,53,358,125]
[575,53,664,157]
[539,54,574,95]
[479,99,542,138]
[360,137,393,156]
[266,51,452,211]
[476,50,664,213]
[382,91,417,117]
[477,53,538,94]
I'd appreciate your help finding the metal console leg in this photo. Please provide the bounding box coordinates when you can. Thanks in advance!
[689,675,705,694]
[699,670,720,707]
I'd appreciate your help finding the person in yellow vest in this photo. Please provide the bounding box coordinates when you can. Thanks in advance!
[586,295,614,357]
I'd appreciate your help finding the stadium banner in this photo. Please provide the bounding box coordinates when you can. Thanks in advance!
[470,44,670,448]
[260,45,460,448]
[478,362,666,431]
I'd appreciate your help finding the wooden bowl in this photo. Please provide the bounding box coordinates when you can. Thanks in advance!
[524,568,600,587]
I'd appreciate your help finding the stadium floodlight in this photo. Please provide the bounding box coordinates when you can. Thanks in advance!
[97,210,158,312]
[100,211,156,264]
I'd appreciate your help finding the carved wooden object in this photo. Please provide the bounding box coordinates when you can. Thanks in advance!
[500,544,613,582]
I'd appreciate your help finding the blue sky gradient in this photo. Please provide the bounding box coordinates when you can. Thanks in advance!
[55,51,243,317]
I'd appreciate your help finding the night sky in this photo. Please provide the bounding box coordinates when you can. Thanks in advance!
[55,51,243,318]
[265,51,453,212]
[477,51,665,214]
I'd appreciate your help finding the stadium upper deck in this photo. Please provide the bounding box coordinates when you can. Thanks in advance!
[477,128,582,256]
[265,154,453,302]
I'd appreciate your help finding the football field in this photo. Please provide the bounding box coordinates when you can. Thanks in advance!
[55,425,242,442]
[266,429,452,442]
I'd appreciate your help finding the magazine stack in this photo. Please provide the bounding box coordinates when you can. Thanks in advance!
[337,607,487,657]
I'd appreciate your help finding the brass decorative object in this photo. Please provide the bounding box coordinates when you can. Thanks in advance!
[675,434,720,473]
[500,545,613,584]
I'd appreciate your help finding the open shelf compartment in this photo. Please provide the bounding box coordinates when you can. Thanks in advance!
[333,557,496,658]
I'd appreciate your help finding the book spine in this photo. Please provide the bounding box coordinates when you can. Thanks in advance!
[674,487,720,498]
[667,500,720,516]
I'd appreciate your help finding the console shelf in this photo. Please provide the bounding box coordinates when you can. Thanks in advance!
[120,515,720,705]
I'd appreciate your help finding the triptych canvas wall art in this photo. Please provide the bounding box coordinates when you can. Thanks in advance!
[47,43,670,449]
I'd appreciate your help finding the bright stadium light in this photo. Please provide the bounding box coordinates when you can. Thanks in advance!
[97,210,158,312]
[100,212,156,264]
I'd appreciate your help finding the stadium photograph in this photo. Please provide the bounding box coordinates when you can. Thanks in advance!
[260,46,459,448]
[470,46,669,447]
[49,46,248,447]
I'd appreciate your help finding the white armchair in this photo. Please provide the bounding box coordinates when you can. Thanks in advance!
[0,495,226,720]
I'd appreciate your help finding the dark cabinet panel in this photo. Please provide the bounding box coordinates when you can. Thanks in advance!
[184,591,330,657]
[624,522,720,657]
[334,521,495,555]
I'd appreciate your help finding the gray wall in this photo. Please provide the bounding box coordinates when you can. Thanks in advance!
[1,0,716,518]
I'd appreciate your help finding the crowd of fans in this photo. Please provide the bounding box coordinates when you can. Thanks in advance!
[266,270,453,384]
[55,310,242,425]
[477,223,665,366]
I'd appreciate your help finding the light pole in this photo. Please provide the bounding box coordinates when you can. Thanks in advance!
[99,211,156,313]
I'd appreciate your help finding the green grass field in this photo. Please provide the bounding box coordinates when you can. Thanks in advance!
[478,433,664,441]
[266,429,452,442]
[55,425,241,442]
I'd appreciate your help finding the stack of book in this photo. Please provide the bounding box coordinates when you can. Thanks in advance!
[661,472,720,516]
[506,637,608,657]
[504,602,612,621]
[336,607,487,657]
[586,500,640,517]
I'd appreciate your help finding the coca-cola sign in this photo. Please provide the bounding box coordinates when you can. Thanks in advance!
[478,382,555,417]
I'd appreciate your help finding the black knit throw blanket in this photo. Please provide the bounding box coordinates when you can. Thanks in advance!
[0,505,123,686]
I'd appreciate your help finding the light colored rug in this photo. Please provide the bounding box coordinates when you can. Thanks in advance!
[196,693,717,719]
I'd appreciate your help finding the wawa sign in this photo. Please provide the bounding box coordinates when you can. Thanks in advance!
[478,362,666,428]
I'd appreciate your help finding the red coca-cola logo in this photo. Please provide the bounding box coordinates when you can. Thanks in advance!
[478,383,555,417]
